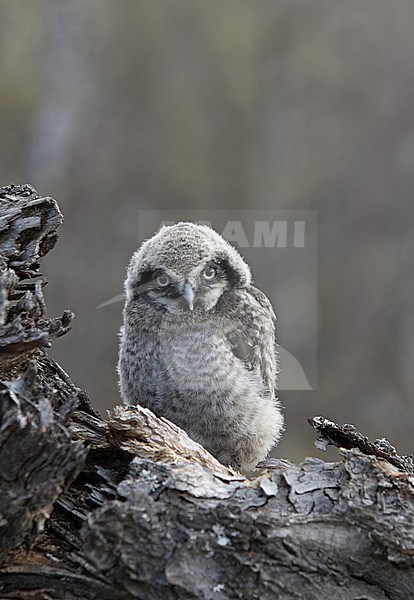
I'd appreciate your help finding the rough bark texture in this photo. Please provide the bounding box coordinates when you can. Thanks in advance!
[0,184,413,599]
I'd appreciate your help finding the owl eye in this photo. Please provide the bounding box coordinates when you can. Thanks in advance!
[156,274,170,287]
[203,266,217,280]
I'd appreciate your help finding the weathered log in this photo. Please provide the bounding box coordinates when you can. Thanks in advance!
[0,185,413,599]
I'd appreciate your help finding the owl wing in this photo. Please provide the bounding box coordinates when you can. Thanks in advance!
[225,285,278,396]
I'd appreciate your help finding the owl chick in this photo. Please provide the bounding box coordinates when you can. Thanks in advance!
[118,222,284,471]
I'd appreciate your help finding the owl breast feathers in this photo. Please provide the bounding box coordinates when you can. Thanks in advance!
[118,222,284,470]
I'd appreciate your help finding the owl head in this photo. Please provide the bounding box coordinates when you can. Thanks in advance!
[125,222,251,312]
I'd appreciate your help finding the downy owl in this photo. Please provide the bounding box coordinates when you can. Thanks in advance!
[118,222,284,470]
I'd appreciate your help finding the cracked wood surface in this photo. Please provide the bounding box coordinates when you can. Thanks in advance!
[0,184,73,370]
[0,184,413,599]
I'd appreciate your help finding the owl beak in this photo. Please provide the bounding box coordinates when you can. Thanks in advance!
[182,282,195,311]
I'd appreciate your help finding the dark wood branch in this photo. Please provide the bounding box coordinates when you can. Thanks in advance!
[0,184,62,275]
[0,185,73,371]
[0,185,413,599]
[309,415,414,474]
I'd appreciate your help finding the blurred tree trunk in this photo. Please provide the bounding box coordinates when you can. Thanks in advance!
[0,184,413,600]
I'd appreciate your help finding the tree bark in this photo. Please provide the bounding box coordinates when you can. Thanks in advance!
[0,184,413,599]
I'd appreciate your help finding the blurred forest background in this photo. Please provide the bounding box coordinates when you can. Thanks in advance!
[1,0,414,462]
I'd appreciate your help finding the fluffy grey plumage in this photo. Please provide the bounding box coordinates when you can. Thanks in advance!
[118,222,284,470]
